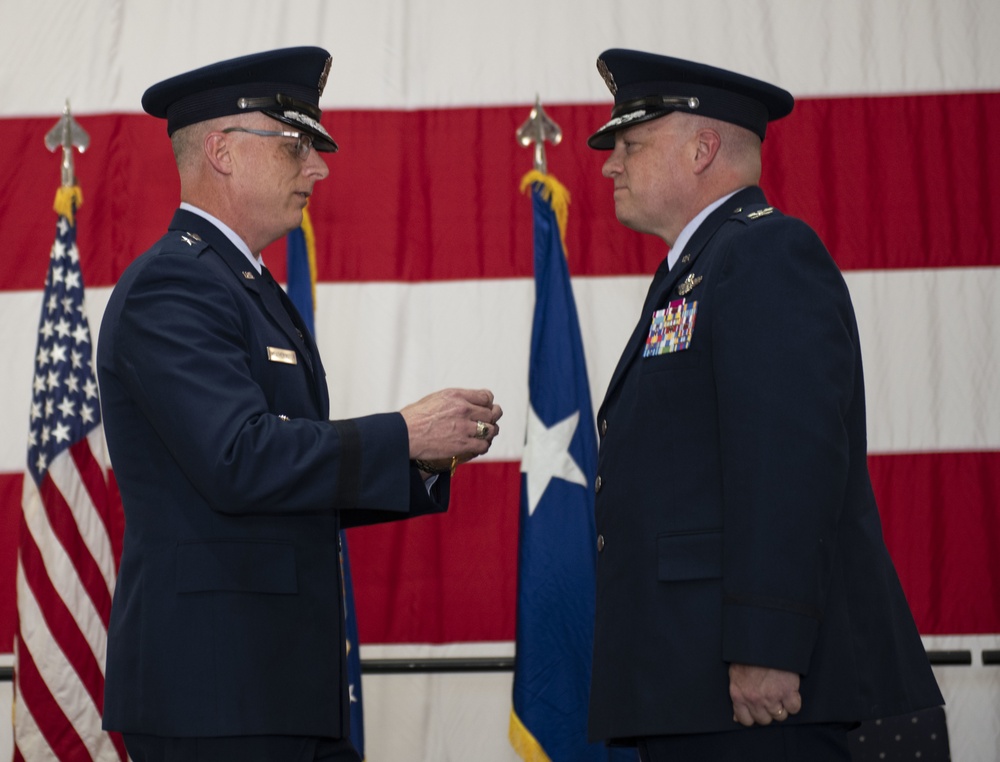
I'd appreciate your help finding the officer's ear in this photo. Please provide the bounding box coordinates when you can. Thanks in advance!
[692,127,722,174]
[204,131,234,176]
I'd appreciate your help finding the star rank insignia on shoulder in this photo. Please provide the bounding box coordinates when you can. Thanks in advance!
[180,231,203,246]
[677,272,702,296]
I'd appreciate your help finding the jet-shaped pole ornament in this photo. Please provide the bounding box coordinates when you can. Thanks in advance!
[44,100,90,188]
[516,95,562,174]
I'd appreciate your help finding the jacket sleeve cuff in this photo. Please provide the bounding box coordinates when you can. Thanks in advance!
[332,411,410,512]
[722,600,820,675]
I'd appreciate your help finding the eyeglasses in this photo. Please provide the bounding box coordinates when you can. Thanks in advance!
[221,127,314,160]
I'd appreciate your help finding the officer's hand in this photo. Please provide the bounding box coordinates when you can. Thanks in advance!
[401,388,502,462]
[729,663,802,727]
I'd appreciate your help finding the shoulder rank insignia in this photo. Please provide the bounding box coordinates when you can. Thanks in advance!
[747,207,775,220]
[677,272,702,296]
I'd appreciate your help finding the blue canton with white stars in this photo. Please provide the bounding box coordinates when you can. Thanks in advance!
[27,213,101,487]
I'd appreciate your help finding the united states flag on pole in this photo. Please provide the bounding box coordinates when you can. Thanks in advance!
[13,184,126,761]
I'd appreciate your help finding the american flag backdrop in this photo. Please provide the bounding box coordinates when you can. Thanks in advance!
[13,187,126,760]
[1,2,998,761]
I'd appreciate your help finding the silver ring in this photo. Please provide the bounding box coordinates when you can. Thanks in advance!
[475,420,489,439]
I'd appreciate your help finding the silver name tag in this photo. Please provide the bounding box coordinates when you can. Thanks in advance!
[267,346,297,365]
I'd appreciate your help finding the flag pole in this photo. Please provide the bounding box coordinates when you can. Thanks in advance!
[44,99,89,221]
[517,98,570,254]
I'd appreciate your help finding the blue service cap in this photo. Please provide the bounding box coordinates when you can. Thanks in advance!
[587,49,794,149]
[142,46,338,152]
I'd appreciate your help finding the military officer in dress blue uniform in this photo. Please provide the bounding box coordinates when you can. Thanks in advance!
[98,47,502,762]
[584,49,942,762]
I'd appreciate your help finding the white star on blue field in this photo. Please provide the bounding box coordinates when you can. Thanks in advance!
[520,405,588,516]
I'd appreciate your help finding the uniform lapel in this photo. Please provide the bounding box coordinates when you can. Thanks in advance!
[257,266,316,371]
[600,187,766,412]
[168,210,326,408]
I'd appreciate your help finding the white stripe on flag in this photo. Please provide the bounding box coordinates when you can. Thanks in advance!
[15,556,96,753]
[848,267,1000,453]
[2,267,998,473]
[1,0,997,114]
[20,467,108,671]
[311,269,1000,457]
[10,678,56,761]
[48,446,117,594]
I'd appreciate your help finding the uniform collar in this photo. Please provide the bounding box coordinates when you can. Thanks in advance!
[179,202,263,273]
[667,188,743,271]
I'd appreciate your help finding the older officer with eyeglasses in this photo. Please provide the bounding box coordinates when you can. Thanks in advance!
[98,47,501,762]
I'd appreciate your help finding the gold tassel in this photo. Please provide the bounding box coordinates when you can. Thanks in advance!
[519,170,571,255]
[53,185,84,225]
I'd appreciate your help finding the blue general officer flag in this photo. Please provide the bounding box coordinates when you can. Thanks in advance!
[510,172,636,762]
[286,209,366,759]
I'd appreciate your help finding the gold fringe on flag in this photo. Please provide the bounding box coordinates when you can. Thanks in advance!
[53,185,83,225]
[519,170,571,256]
[509,708,554,762]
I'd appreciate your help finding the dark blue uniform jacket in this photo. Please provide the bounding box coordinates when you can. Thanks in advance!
[99,209,446,738]
[588,187,942,742]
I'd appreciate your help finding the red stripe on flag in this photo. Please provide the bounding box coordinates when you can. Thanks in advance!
[5,451,1000,651]
[13,638,87,760]
[70,437,120,572]
[871,450,1000,634]
[348,460,521,644]
[0,472,20,649]
[36,470,113,628]
[346,451,1000,645]
[765,92,1000,271]
[17,498,107,712]
[0,91,997,291]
